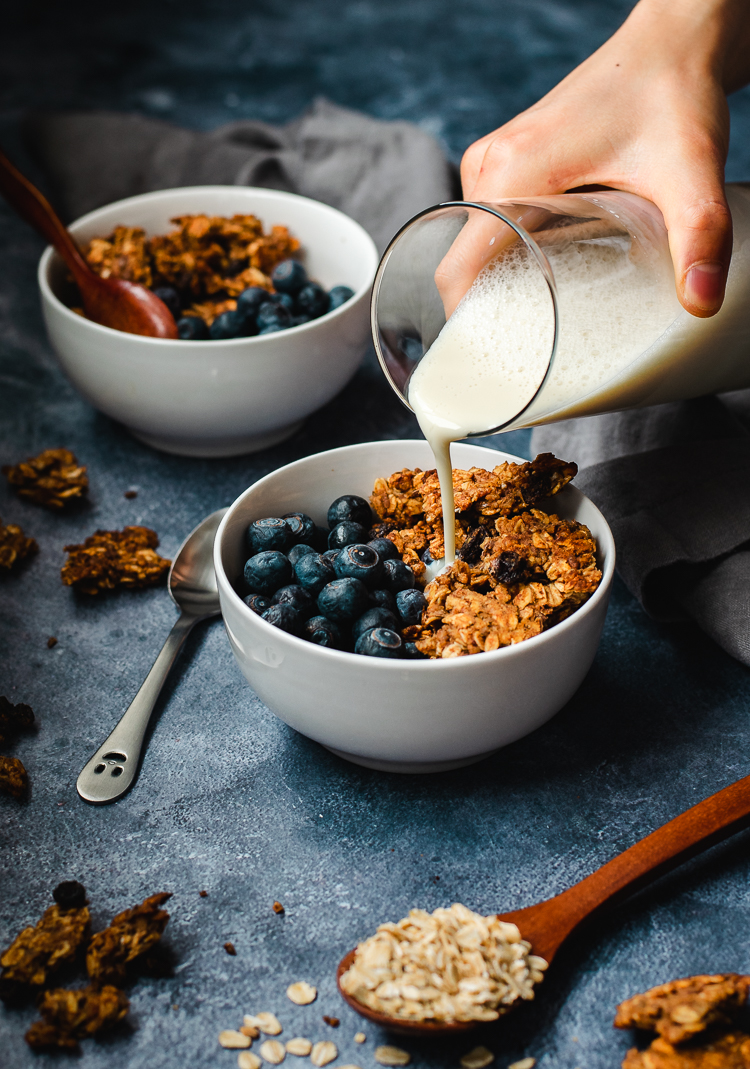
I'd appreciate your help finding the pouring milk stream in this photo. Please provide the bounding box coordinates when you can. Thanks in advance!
[378,186,750,575]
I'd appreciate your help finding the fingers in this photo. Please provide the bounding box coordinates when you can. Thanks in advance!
[659,184,733,318]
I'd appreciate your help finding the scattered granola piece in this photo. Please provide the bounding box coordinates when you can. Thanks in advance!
[0,696,34,747]
[86,892,171,984]
[260,1039,286,1064]
[273,901,286,915]
[0,899,89,1002]
[311,1040,338,1066]
[340,903,547,1023]
[221,1030,252,1049]
[2,448,88,510]
[508,1060,536,1069]
[0,517,37,571]
[61,526,171,594]
[287,981,317,1005]
[124,489,138,499]
[0,755,28,800]
[375,1046,411,1066]
[47,635,58,648]
[354,1033,366,1044]
[286,1039,313,1056]
[224,942,237,956]
[25,983,128,1050]
[323,1016,340,1027]
[199,890,208,897]
[615,975,750,1046]
[239,1053,263,1069]
[622,1032,750,1069]
[460,1049,494,1069]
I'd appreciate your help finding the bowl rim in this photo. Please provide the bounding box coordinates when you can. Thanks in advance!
[37,184,379,347]
[214,439,616,669]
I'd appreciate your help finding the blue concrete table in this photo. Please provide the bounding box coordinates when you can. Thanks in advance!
[2,3,750,1067]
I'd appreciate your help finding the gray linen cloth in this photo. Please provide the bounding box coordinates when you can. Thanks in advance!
[23,98,457,252]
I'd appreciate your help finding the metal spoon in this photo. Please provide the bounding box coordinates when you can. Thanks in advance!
[0,146,178,338]
[337,768,750,1035]
[77,508,227,804]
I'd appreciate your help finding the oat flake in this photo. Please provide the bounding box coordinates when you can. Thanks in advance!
[311,1040,338,1066]
[220,1030,251,1049]
[286,1039,313,1056]
[260,1039,286,1064]
[246,1013,282,1035]
[509,1060,536,1069]
[354,1033,366,1044]
[375,1046,411,1066]
[460,1047,494,1069]
[239,1054,262,1069]
[287,981,317,1005]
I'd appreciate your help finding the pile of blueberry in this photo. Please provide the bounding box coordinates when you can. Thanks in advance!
[161,259,355,341]
[239,494,428,659]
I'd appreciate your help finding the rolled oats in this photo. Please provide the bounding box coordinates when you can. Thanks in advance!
[220,1030,252,1049]
[340,903,547,1023]
[260,1039,285,1064]
[508,1060,536,1069]
[285,1038,312,1056]
[239,1053,262,1069]
[241,1025,259,1038]
[247,1013,282,1036]
[311,1040,338,1066]
[460,1048,494,1069]
[354,1033,366,1044]
[375,1046,411,1066]
[286,981,317,1005]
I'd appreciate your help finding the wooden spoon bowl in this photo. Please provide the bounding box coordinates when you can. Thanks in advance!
[337,769,750,1036]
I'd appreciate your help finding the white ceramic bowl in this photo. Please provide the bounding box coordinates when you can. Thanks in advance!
[215,440,615,773]
[38,186,379,457]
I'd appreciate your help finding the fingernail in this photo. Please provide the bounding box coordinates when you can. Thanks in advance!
[684,262,725,312]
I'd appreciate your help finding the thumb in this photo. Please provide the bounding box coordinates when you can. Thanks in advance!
[657,168,733,318]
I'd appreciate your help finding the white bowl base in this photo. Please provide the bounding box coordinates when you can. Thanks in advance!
[131,419,305,457]
[324,745,500,774]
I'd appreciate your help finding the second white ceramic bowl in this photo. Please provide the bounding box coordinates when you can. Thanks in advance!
[39,186,378,457]
[215,440,615,773]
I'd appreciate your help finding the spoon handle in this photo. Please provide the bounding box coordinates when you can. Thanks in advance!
[0,147,91,283]
[76,612,199,805]
[511,771,750,961]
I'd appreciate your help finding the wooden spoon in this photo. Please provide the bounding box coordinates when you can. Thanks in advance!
[337,769,750,1035]
[0,147,178,338]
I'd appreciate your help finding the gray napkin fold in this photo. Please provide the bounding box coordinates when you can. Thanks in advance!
[23,98,457,252]
[531,393,750,665]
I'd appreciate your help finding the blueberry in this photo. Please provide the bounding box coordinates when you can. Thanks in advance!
[382,558,416,593]
[288,543,316,567]
[282,512,316,545]
[369,589,398,614]
[53,880,87,910]
[317,577,370,622]
[351,607,399,643]
[247,517,293,554]
[322,548,340,563]
[262,603,302,635]
[257,301,292,331]
[354,628,403,659]
[313,525,331,551]
[327,494,372,529]
[272,259,309,295]
[328,285,354,311]
[210,309,252,340]
[244,550,292,595]
[334,543,384,588]
[236,286,270,318]
[328,521,368,551]
[404,641,427,659]
[396,588,427,626]
[177,316,209,340]
[152,286,181,318]
[303,615,344,649]
[296,282,330,319]
[293,552,336,596]
[271,583,316,619]
[244,593,272,615]
[367,537,400,562]
[267,291,295,311]
[421,546,437,566]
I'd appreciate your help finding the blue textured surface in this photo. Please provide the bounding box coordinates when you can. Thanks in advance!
[2,2,750,1068]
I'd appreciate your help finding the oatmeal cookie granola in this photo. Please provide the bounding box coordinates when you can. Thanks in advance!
[622,1032,750,1069]
[0,517,38,571]
[61,526,171,594]
[2,447,88,509]
[616,974,750,1046]
[25,984,129,1050]
[86,892,171,984]
[84,226,152,286]
[0,902,90,1001]
[0,755,28,800]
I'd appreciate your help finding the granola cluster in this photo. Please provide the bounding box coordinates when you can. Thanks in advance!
[0,696,35,800]
[370,454,601,658]
[2,447,88,509]
[616,974,750,1069]
[340,903,548,1023]
[84,215,299,325]
[0,516,37,571]
[61,525,171,595]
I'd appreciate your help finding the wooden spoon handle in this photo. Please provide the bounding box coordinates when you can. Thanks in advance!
[508,771,750,961]
[0,147,91,283]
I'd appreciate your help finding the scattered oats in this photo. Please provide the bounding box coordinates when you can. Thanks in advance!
[354,1033,366,1044]
[460,1047,494,1069]
[340,903,548,1023]
[250,1013,282,1036]
[239,1053,262,1069]
[375,1046,411,1066]
[311,1040,338,1066]
[241,1025,258,1038]
[286,1039,312,1056]
[339,1065,364,1069]
[287,981,317,1005]
[224,941,237,955]
[260,1039,286,1064]
[273,901,285,914]
[508,1060,535,1069]
[323,1016,340,1027]
[220,1030,252,1049]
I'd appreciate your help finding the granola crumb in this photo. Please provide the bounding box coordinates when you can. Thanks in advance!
[2,448,88,510]
[354,1033,366,1044]
[0,755,29,800]
[273,901,285,915]
[224,942,237,956]
[460,1047,494,1069]
[286,982,316,1005]
[199,890,208,897]
[61,526,170,595]
[124,490,138,499]
[311,1040,338,1067]
[323,1016,340,1027]
[375,1046,411,1066]
[220,1030,251,1049]
[260,1039,286,1064]
[47,636,58,648]
[286,1039,313,1056]
[0,695,35,747]
[0,517,38,571]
